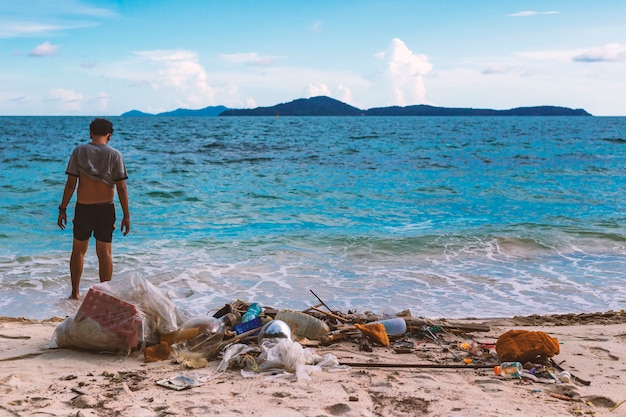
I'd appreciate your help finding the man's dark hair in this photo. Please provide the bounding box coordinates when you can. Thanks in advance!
[90,118,114,136]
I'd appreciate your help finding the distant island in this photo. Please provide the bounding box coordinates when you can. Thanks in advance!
[121,96,592,117]
[121,106,228,117]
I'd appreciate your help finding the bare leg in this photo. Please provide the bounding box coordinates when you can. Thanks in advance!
[95,239,113,282]
[69,238,89,299]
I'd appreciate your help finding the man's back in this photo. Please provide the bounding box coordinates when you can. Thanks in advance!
[66,142,126,187]
[77,174,115,204]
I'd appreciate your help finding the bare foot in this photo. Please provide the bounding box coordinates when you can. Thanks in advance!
[69,293,80,300]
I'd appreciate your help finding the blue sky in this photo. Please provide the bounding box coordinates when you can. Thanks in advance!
[2,0,625,116]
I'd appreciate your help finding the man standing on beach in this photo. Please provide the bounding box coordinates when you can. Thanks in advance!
[57,118,130,299]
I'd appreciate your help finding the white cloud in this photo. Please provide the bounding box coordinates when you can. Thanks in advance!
[573,43,626,62]
[9,96,27,103]
[482,64,519,75]
[508,11,559,17]
[336,84,353,104]
[69,4,117,18]
[516,49,581,62]
[244,97,257,108]
[49,88,82,102]
[131,49,215,106]
[141,49,197,63]
[380,38,433,106]
[0,0,116,39]
[220,52,282,66]
[304,82,332,98]
[48,88,83,111]
[302,82,354,105]
[94,91,109,111]
[28,41,61,57]
[109,49,219,108]
[209,66,369,108]
[0,22,64,38]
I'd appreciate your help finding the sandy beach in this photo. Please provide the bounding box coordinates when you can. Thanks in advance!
[1,309,625,417]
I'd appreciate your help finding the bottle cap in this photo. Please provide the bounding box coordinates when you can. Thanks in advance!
[559,371,571,383]
[494,365,501,375]
[222,312,241,327]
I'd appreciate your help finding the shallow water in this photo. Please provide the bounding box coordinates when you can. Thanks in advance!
[1,116,625,319]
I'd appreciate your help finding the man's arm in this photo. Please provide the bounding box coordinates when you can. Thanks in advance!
[115,179,130,235]
[58,175,78,230]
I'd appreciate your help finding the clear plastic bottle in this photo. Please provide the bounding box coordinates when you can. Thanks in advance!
[242,302,262,323]
[371,318,407,335]
[458,341,483,356]
[493,361,523,378]
[275,310,330,339]
[171,312,239,361]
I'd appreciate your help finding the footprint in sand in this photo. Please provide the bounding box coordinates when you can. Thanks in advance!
[586,346,619,361]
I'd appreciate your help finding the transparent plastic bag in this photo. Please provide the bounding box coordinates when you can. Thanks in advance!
[257,339,342,379]
[258,339,306,373]
[93,271,186,344]
[50,316,135,353]
[50,272,186,354]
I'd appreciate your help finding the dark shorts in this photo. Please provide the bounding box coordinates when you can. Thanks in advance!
[73,203,116,243]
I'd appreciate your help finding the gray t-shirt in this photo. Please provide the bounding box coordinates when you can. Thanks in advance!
[66,143,128,186]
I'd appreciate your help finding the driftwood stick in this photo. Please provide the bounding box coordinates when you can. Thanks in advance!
[0,350,54,362]
[402,317,490,333]
[549,393,579,402]
[309,289,335,313]
[336,314,490,333]
[225,326,262,344]
[549,358,591,386]
[302,303,323,313]
[309,306,351,323]
[339,362,494,369]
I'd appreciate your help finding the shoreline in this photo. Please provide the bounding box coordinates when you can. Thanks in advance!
[1,311,625,416]
[2,308,624,325]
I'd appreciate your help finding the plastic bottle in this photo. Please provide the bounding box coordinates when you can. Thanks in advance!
[234,316,264,335]
[242,302,263,323]
[275,310,330,339]
[493,362,523,378]
[171,312,239,361]
[371,318,407,335]
[457,341,483,356]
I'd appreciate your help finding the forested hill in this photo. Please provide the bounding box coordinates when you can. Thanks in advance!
[121,106,228,117]
[364,104,591,116]
[220,96,362,116]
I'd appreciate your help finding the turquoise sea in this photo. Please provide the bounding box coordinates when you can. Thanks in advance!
[1,116,625,320]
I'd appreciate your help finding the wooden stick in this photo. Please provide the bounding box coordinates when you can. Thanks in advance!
[225,326,262,343]
[549,393,579,402]
[548,358,591,386]
[309,306,350,323]
[309,289,334,313]
[302,303,323,313]
[339,362,494,369]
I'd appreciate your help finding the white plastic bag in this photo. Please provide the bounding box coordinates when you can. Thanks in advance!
[50,317,130,352]
[50,272,186,354]
[93,271,186,343]
[242,339,343,380]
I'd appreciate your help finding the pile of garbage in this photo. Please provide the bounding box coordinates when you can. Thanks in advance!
[50,273,577,385]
